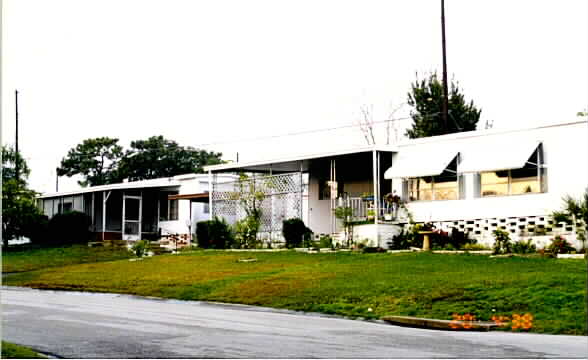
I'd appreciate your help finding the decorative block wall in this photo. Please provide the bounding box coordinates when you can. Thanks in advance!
[416,215,585,250]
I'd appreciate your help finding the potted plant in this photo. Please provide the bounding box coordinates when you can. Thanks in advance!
[361,192,374,202]
[384,191,402,221]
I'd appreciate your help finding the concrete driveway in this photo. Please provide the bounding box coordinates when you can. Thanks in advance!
[2,287,586,358]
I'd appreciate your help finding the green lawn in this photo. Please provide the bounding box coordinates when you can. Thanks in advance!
[1,342,46,359]
[3,250,586,335]
[2,244,133,273]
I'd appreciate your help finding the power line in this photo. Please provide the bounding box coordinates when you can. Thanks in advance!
[193,111,446,148]
[195,115,415,148]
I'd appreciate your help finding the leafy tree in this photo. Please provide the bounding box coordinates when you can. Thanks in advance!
[552,189,588,250]
[2,146,46,246]
[406,73,481,138]
[2,145,30,184]
[57,137,123,187]
[116,136,223,181]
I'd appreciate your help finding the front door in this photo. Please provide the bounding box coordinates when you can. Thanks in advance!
[122,193,142,241]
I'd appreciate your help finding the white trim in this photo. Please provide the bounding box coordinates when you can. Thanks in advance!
[204,120,586,174]
[39,181,181,199]
[36,173,217,199]
[204,145,398,173]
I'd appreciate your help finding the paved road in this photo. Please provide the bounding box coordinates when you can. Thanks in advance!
[2,287,586,358]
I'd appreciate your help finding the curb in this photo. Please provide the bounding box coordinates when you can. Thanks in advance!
[381,315,499,331]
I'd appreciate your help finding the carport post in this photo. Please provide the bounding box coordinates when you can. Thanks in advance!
[373,150,380,245]
[208,170,213,221]
[102,191,112,241]
[299,161,303,220]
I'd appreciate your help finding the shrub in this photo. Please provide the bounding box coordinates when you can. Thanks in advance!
[450,228,476,249]
[28,215,49,245]
[282,218,308,248]
[196,217,233,249]
[362,246,386,253]
[318,235,333,249]
[48,211,91,245]
[131,240,149,257]
[431,229,451,249]
[462,243,491,251]
[388,228,421,250]
[547,235,575,254]
[492,229,512,254]
[233,215,261,249]
[512,239,537,254]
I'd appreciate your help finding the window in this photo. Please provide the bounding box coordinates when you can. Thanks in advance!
[169,199,179,220]
[203,203,210,214]
[63,202,73,212]
[407,157,459,201]
[479,145,545,197]
[159,192,179,221]
[319,180,338,200]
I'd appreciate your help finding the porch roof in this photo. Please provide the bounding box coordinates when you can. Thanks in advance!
[204,145,398,173]
[38,178,181,199]
[168,192,209,203]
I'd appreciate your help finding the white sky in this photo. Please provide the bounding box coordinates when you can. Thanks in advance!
[2,0,587,194]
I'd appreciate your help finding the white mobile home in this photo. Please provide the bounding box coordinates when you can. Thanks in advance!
[37,173,236,244]
[205,120,588,249]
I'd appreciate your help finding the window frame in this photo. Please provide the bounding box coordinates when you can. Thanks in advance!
[478,144,546,198]
[159,191,179,221]
[406,155,461,202]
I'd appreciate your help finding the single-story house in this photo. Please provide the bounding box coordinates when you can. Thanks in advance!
[37,173,237,243]
[204,120,588,249]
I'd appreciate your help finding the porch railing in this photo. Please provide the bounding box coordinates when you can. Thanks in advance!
[335,197,410,223]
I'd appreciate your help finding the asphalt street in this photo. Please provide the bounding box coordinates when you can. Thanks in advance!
[2,286,586,358]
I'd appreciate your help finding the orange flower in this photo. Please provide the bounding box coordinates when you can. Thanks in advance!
[511,313,533,330]
[449,313,462,329]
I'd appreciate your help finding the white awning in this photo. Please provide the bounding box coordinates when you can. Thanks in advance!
[458,140,540,173]
[384,146,459,179]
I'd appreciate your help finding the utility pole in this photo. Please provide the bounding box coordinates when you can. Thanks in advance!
[441,0,449,131]
[15,90,19,183]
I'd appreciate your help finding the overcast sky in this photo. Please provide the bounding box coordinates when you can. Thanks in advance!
[2,0,587,194]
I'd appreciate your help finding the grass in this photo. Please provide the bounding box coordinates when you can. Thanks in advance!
[1,341,46,359]
[2,244,133,273]
[3,250,586,335]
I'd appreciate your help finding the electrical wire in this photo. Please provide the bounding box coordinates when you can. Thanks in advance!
[193,113,442,148]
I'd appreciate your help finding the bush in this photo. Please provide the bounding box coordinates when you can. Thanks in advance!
[512,239,537,254]
[431,229,450,249]
[131,239,149,257]
[462,243,491,251]
[27,215,49,245]
[233,215,261,249]
[362,246,386,253]
[196,217,233,249]
[282,218,308,248]
[388,228,420,250]
[318,235,333,249]
[389,230,408,249]
[492,229,512,254]
[47,211,91,245]
[547,235,575,255]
